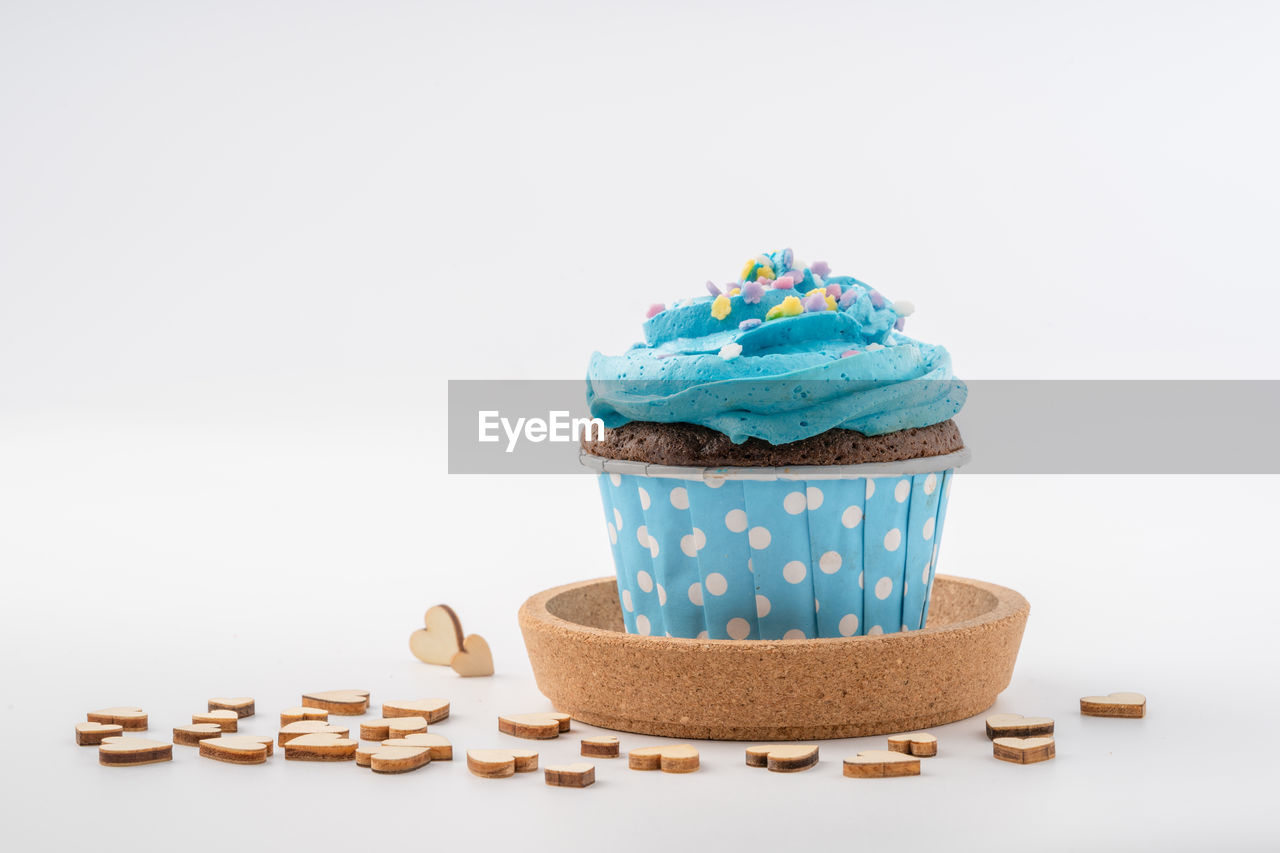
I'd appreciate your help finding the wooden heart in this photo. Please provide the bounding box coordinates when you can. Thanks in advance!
[409,605,465,665]
[301,690,369,715]
[745,744,819,772]
[192,710,238,732]
[366,745,431,774]
[627,744,700,773]
[87,707,148,731]
[282,732,357,761]
[842,750,920,778]
[99,736,172,767]
[545,762,595,788]
[172,723,225,746]
[380,733,452,761]
[200,735,274,764]
[279,707,328,726]
[985,713,1054,740]
[993,736,1055,764]
[887,732,938,757]
[467,749,539,778]
[451,634,494,677]
[382,698,450,723]
[207,697,255,718]
[498,712,571,740]
[1080,692,1146,718]
[278,720,350,746]
[360,716,428,741]
[75,722,123,746]
[580,736,620,758]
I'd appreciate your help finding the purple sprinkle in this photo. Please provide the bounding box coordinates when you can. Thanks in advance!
[738,318,762,331]
[811,260,831,278]
[869,290,885,308]
[646,303,665,318]
[894,317,906,331]
[826,283,842,298]
[840,349,860,358]
[705,280,721,296]
[802,293,827,312]
[742,281,765,304]
[839,290,857,308]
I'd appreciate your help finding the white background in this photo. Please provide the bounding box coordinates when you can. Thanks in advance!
[2,1,1278,851]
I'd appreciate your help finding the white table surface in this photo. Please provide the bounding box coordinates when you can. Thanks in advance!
[2,422,1275,852]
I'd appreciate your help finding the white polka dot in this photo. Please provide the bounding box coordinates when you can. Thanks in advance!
[783,628,806,640]
[688,582,704,606]
[806,486,824,509]
[923,559,932,585]
[705,476,725,489]
[884,528,902,551]
[705,573,728,596]
[865,479,876,499]
[657,584,667,605]
[858,570,864,589]
[838,613,859,636]
[725,509,748,533]
[635,614,650,635]
[841,505,863,528]
[755,595,771,618]
[726,617,751,640]
[613,508,623,530]
[867,625,884,636]
[609,473,622,487]
[922,517,935,540]
[607,521,617,544]
[747,558,754,573]
[680,527,707,557]
[894,479,910,503]
[875,576,893,600]
[748,526,772,550]
[783,561,807,584]
[637,487,650,510]
[814,598,820,613]
[819,551,842,574]
[696,630,709,640]
[621,589,633,612]
[669,487,689,510]
[783,491,806,514]
[636,525,649,547]
[923,473,938,495]
[636,570,653,593]
[648,537,659,557]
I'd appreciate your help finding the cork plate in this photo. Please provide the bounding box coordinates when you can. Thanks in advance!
[518,574,1029,741]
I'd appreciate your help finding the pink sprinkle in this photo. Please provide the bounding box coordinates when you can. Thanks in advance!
[739,318,762,331]
[802,293,827,312]
[742,281,765,303]
[646,303,665,318]
[811,260,831,278]
[839,290,857,308]
[869,290,885,308]
[894,317,906,331]
[841,349,860,358]
[773,276,795,291]
[705,280,721,296]
[826,283,842,298]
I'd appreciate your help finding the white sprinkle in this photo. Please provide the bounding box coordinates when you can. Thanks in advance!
[866,343,885,351]
[894,299,915,317]
[718,342,743,361]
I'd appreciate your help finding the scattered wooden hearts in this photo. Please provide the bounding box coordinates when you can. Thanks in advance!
[75,722,123,746]
[301,690,370,715]
[192,710,238,732]
[278,720,351,746]
[467,749,539,778]
[887,732,938,757]
[282,732,358,761]
[498,712,571,740]
[173,723,225,746]
[409,604,465,665]
[842,750,920,778]
[545,763,595,788]
[99,736,173,767]
[87,707,147,731]
[744,744,819,772]
[208,697,255,718]
[280,707,329,726]
[380,733,453,761]
[581,736,620,758]
[993,736,1056,764]
[382,698,450,723]
[200,735,274,765]
[1080,692,1146,718]
[628,744,700,773]
[985,714,1054,740]
[451,634,494,677]
[360,717,428,741]
[365,745,432,774]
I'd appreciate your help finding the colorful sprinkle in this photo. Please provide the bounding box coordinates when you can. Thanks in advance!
[840,349,860,358]
[893,299,915,317]
[894,317,906,331]
[765,295,804,321]
[811,260,831,278]
[802,293,827,312]
[646,303,665,318]
[706,280,721,296]
[826,283,842,298]
[738,318,762,331]
[756,265,775,280]
[740,259,756,281]
[742,281,764,303]
[838,290,857,309]
[718,342,743,360]
[729,287,741,296]
[866,342,885,351]
[781,248,794,270]
[869,290,885,308]
[825,295,838,311]
[711,294,732,320]
[773,275,795,290]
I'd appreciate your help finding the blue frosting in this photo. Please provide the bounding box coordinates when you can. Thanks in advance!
[586,250,966,444]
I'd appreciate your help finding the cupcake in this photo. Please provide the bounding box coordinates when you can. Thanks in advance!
[583,248,968,640]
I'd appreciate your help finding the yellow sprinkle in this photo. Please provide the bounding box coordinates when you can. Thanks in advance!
[825,295,837,311]
[729,288,741,296]
[711,294,732,320]
[740,260,756,281]
[756,263,775,280]
[765,295,803,321]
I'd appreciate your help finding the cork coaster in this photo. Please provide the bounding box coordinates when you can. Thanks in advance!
[200,735,274,765]
[498,713,571,740]
[744,744,819,772]
[280,707,329,726]
[99,736,172,767]
[87,707,148,731]
[301,690,370,715]
[192,710,239,733]
[382,699,450,723]
[467,749,539,778]
[842,750,920,778]
[628,745,699,773]
[985,714,1054,740]
[173,723,225,746]
[380,733,452,761]
[208,697,255,718]
[409,604,465,665]
[581,736,620,758]
[75,722,123,746]
[519,575,1030,740]
[887,732,937,757]
[278,721,350,746]
[282,732,358,761]
[1080,692,1146,718]
[360,717,429,741]
[993,736,1055,764]
[545,763,595,788]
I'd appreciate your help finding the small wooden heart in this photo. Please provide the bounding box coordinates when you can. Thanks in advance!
[382,698,450,723]
[207,697,255,718]
[192,710,239,732]
[282,732,358,761]
[1080,692,1146,718]
[200,735,274,764]
[99,736,172,767]
[581,736,620,758]
[87,706,148,731]
[451,634,494,677]
[360,716,429,741]
[279,707,329,726]
[409,605,465,665]
[627,744,700,773]
[380,733,452,761]
[467,749,539,778]
[301,690,369,715]
[887,732,938,757]
[498,712,571,740]
[545,762,595,788]
[842,750,920,778]
[745,744,819,772]
[985,713,1054,740]
[366,745,431,774]
[173,723,225,746]
[278,720,350,746]
[75,722,124,746]
[993,736,1055,764]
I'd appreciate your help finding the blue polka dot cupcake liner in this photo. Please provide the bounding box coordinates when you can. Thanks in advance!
[583,449,969,640]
